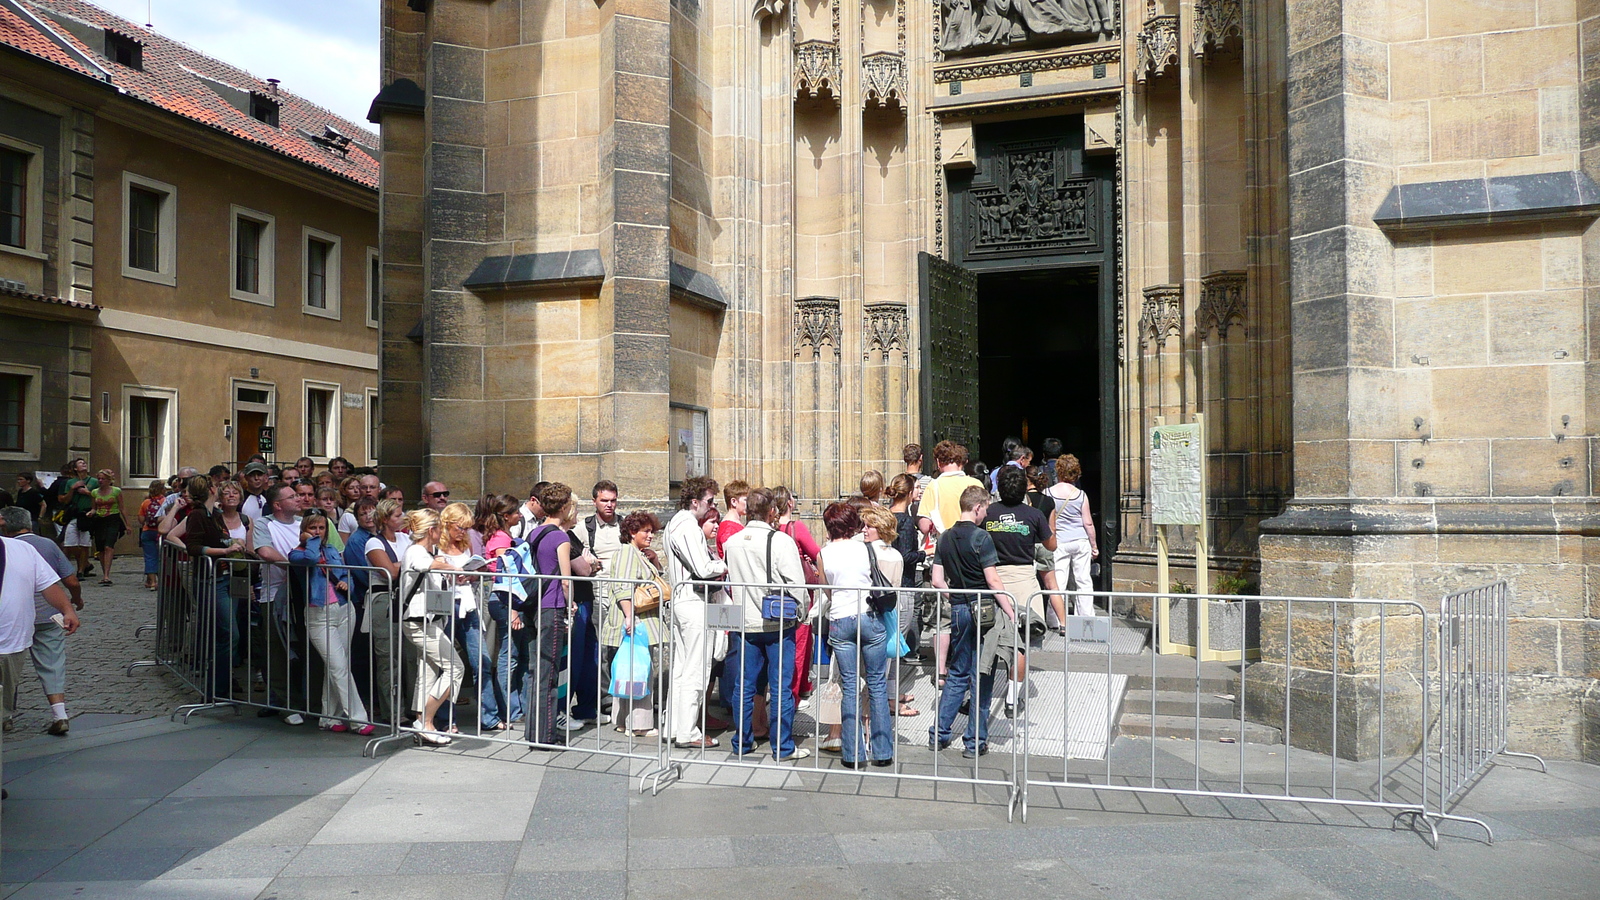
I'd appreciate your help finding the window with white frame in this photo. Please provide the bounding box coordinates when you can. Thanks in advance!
[122,172,177,284]
[231,206,275,304]
[121,385,178,480]
[365,247,380,328]
[0,363,41,460]
[364,387,379,465]
[303,381,339,461]
[0,138,43,255]
[302,227,341,318]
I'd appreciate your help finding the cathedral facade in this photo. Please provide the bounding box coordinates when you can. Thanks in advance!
[372,0,1599,760]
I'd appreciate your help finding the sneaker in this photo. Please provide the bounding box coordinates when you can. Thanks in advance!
[776,748,812,762]
[555,713,571,732]
[283,713,306,726]
[961,745,989,759]
[2,717,13,733]
[355,724,377,736]
[927,737,951,751]
[47,718,69,736]
[820,737,842,753]
[327,723,349,733]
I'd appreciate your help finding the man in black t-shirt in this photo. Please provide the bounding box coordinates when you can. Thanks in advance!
[983,466,1055,715]
[930,484,1013,757]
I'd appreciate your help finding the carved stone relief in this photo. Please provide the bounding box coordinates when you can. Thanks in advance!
[795,296,843,356]
[1134,14,1178,82]
[752,0,786,20]
[964,140,1099,259]
[1193,0,1242,56]
[1198,270,1246,337]
[862,51,908,111]
[795,40,842,103]
[1139,283,1182,348]
[939,0,1116,55]
[864,303,910,357]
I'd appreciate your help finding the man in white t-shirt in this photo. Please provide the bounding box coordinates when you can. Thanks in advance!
[249,483,309,724]
[240,462,271,520]
[2,508,81,735]
[507,483,547,542]
[0,534,78,736]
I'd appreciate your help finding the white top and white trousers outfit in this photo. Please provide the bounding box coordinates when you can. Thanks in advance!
[664,509,726,744]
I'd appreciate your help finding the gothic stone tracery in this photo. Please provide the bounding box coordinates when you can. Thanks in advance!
[795,296,843,357]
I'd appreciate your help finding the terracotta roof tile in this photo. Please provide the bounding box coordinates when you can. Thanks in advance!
[2,0,378,190]
[0,281,100,310]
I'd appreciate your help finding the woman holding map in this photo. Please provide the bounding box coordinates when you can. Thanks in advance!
[1044,455,1098,618]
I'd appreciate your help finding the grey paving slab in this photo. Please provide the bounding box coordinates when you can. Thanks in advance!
[310,788,538,844]
[852,858,1106,900]
[625,864,862,900]
[1266,846,1464,900]
[92,794,350,849]
[395,840,520,875]
[156,845,300,880]
[1488,806,1600,838]
[835,830,950,865]
[170,757,377,797]
[3,759,216,800]
[277,842,411,877]
[228,727,385,759]
[729,831,846,867]
[0,798,154,850]
[514,837,627,872]
[1082,848,1342,900]
[257,873,508,900]
[1359,834,1600,900]
[7,878,272,899]
[65,726,260,763]
[0,852,71,885]
[624,835,737,870]
[359,749,543,795]
[502,870,626,900]
[625,787,827,838]
[33,847,189,883]
[0,754,66,783]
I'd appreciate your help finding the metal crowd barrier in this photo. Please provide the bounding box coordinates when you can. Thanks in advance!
[1431,581,1546,828]
[361,569,674,792]
[667,577,1023,819]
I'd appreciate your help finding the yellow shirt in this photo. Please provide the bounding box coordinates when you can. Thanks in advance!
[914,471,984,534]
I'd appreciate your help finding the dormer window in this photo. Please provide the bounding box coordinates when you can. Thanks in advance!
[105,31,142,70]
[250,93,279,126]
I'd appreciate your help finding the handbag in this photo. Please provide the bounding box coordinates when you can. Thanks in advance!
[760,530,803,625]
[885,608,911,658]
[630,557,670,614]
[864,542,897,615]
[609,631,652,700]
[816,678,842,726]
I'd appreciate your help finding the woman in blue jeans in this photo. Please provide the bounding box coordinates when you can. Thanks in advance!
[475,494,523,728]
[817,502,896,768]
[180,477,248,699]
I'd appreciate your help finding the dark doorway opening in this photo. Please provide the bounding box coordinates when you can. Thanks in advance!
[977,267,1103,500]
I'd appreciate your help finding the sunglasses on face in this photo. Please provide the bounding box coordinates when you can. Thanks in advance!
[429,491,450,498]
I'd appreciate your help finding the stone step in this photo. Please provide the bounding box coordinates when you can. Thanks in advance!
[1123,671,1239,694]
[1124,688,1238,719]
[1117,712,1282,745]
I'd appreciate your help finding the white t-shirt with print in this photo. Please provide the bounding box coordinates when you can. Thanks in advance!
[0,537,64,654]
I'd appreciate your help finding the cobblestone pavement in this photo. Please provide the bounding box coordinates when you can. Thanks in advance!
[5,554,195,741]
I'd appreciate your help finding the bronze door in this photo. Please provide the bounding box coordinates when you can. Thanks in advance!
[918,251,980,451]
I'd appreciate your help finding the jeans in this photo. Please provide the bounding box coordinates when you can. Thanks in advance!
[484,598,525,726]
[931,602,993,752]
[829,613,893,764]
[729,628,799,759]
[568,600,601,720]
[140,529,161,575]
[523,606,567,745]
[209,573,242,698]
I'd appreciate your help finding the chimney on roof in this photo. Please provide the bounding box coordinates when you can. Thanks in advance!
[267,78,280,93]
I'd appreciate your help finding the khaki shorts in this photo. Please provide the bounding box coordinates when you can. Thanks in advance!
[996,564,1044,628]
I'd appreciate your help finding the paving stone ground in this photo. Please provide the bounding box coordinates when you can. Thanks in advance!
[5,555,195,741]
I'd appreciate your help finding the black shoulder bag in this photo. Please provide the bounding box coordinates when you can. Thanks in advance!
[864,542,897,615]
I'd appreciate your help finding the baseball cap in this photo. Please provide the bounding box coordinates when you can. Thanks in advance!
[242,462,270,476]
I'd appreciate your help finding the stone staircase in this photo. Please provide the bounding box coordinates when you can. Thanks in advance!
[1117,669,1283,745]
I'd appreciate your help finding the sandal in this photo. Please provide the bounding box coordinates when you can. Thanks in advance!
[896,703,920,717]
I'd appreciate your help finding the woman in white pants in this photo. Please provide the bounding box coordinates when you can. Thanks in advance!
[399,508,465,746]
[288,512,374,735]
[1045,454,1099,617]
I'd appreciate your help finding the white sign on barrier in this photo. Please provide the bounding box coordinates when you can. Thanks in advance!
[705,603,745,630]
[1150,422,1203,526]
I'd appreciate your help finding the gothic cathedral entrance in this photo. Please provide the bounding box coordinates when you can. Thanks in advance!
[923,115,1118,583]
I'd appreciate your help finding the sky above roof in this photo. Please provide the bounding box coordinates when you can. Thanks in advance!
[90,0,377,126]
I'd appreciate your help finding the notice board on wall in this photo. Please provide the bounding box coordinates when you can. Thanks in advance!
[1149,422,1203,526]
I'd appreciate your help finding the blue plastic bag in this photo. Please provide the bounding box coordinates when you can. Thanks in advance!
[610,631,652,700]
[885,609,910,658]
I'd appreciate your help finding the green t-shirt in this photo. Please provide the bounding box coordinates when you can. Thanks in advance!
[60,477,99,513]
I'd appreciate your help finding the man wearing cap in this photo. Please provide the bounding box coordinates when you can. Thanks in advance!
[240,462,271,520]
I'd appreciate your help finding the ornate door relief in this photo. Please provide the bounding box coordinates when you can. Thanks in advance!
[963,139,1101,261]
[795,296,843,357]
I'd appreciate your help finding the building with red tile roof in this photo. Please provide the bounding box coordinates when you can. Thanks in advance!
[0,0,380,493]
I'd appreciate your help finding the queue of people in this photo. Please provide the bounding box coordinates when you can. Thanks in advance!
[1,434,1097,763]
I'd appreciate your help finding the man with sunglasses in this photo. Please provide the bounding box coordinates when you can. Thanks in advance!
[422,482,451,512]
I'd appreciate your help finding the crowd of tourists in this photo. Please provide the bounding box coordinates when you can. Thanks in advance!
[0,438,1100,765]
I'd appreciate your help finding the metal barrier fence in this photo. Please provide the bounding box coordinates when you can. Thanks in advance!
[1433,581,1546,819]
[667,577,1024,819]
[132,544,1541,845]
